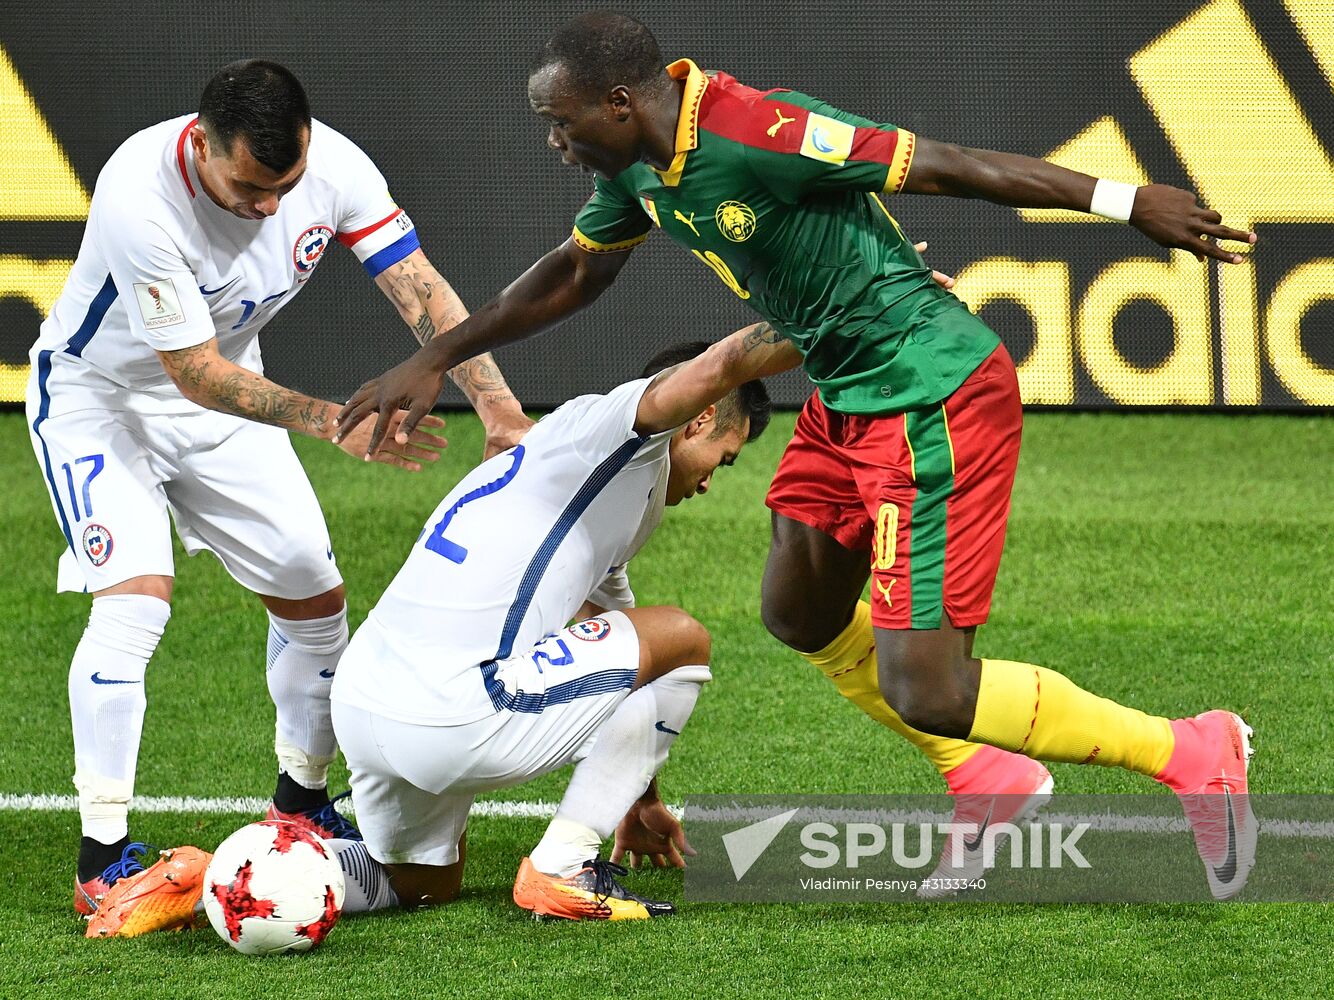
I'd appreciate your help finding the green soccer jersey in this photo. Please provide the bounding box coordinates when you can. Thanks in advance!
[572,58,1001,415]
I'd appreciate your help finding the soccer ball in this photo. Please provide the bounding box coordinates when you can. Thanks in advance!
[203,821,346,955]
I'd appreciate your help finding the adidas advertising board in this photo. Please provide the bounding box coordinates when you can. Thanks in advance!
[1,0,1329,408]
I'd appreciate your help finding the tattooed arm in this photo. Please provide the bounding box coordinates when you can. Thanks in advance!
[374,248,532,456]
[156,339,446,470]
[717,320,805,381]
[740,320,788,353]
[158,339,337,434]
[633,321,802,436]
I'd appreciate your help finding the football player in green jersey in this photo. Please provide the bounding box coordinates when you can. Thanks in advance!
[338,11,1259,898]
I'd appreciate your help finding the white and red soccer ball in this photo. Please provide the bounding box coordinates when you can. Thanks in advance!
[203,821,345,955]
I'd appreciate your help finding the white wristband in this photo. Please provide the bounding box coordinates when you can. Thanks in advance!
[1090,179,1138,222]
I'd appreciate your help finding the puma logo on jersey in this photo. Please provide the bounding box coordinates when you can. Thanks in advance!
[674,209,700,237]
[875,578,895,607]
[767,108,796,137]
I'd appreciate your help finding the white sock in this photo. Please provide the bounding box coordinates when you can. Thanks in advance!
[266,607,347,788]
[68,594,170,843]
[529,664,711,877]
[328,838,398,913]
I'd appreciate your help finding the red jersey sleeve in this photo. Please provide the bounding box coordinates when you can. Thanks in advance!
[732,89,916,203]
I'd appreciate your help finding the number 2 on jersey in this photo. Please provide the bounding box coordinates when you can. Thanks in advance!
[424,445,525,563]
[530,636,574,673]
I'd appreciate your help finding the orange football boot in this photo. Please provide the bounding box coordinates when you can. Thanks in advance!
[75,841,151,917]
[512,856,674,921]
[85,846,212,938]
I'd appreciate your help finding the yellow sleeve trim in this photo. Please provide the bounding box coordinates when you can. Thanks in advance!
[571,226,648,254]
[882,129,916,194]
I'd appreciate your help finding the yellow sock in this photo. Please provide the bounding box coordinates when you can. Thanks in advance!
[801,601,981,776]
[969,658,1174,776]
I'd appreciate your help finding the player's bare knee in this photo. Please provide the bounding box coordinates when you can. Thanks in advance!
[759,596,795,647]
[883,682,943,735]
[760,595,834,654]
[677,610,711,667]
[879,660,973,738]
[632,607,711,685]
[655,606,709,670]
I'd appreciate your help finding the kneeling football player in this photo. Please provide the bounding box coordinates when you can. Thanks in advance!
[324,329,795,919]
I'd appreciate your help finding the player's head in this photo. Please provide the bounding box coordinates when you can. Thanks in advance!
[527,11,672,178]
[641,341,772,506]
[193,60,312,221]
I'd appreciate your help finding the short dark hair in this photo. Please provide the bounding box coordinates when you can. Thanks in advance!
[639,341,772,443]
[198,60,311,174]
[530,10,666,95]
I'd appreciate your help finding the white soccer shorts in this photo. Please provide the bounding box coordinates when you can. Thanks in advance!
[332,612,641,867]
[27,403,342,599]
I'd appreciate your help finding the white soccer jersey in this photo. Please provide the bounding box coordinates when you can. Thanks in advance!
[332,378,675,726]
[29,114,418,419]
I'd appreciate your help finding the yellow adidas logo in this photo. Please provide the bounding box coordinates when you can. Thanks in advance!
[0,45,89,402]
[952,0,1333,407]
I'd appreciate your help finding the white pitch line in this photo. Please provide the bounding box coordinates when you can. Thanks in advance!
[2,794,1329,839]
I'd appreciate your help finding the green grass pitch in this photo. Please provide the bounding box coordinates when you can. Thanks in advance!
[0,409,1329,999]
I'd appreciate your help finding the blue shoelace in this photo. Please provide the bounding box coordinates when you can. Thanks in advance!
[97,841,149,885]
[304,791,361,841]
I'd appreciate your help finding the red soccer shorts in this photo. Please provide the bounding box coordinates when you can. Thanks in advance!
[766,345,1022,630]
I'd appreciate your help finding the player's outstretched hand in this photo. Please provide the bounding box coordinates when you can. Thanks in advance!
[334,409,447,471]
[335,355,449,458]
[1129,184,1257,263]
[612,796,697,870]
[482,410,535,462]
[914,242,955,290]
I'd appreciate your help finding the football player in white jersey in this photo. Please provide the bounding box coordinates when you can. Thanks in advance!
[315,328,800,921]
[27,60,530,937]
